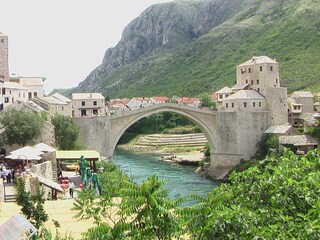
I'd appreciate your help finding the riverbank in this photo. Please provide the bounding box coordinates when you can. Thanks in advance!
[118,133,207,163]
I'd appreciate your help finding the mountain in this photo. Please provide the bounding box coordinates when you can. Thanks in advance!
[59,0,320,98]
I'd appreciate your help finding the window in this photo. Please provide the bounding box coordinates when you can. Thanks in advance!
[1,39,3,43]
[251,80,254,85]
[19,93,21,98]
[248,68,251,73]
[244,102,247,107]
[226,103,228,108]
[93,101,97,106]
[34,92,37,97]
[81,110,86,116]
[28,92,32,99]
[259,102,261,107]
[257,88,260,92]
[260,66,263,71]
[2,88,5,95]
[93,109,98,115]
[232,102,234,108]
[270,66,273,71]
[62,106,64,111]
[276,79,278,84]
[219,94,223,99]
[246,79,248,84]
[253,102,256,107]
[81,101,85,106]
[4,97,9,103]
[256,79,259,84]
[9,90,11,95]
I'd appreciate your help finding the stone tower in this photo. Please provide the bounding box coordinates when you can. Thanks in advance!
[0,32,9,81]
[236,56,288,125]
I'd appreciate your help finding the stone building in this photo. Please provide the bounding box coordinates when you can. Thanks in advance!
[72,93,105,117]
[0,32,9,81]
[32,93,72,117]
[236,56,287,125]
[287,91,314,126]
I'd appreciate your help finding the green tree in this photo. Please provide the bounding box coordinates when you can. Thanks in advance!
[16,177,48,230]
[120,175,184,240]
[0,109,44,146]
[199,94,215,109]
[51,115,80,150]
[185,148,320,239]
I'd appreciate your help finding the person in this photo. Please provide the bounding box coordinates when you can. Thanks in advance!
[79,155,87,183]
[69,181,75,198]
[91,172,99,196]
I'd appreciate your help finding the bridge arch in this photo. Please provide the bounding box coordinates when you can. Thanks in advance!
[109,103,217,157]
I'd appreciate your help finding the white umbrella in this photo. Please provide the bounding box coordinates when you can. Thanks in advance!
[33,143,56,153]
[5,153,42,160]
[10,146,44,157]
[5,146,44,161]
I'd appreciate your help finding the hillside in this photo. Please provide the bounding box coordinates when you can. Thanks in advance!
[58,0,320,98]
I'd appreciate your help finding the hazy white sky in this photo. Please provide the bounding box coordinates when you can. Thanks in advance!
[0,0,172,94]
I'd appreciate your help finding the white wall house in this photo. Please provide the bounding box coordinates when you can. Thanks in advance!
[127,97,152,110]
[2,82,28,108]
[72,93,105,118]
[10,77,45,99]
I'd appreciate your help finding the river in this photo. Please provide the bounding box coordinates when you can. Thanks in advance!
[112,148,220,205]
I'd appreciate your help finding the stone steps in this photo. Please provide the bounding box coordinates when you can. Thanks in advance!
[134,133,207,147]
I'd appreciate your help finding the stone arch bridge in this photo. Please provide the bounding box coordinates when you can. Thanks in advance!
[73,103,270,178]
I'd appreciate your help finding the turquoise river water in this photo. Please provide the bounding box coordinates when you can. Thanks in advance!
[112,148,220,205]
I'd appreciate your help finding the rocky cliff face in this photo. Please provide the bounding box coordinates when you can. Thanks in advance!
[76,0,243,94]
[69,0,320,97]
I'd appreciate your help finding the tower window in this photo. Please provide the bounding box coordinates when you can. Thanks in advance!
[93,101,97,106]
[253,102,256,107]
[270,66,273,71]
[232,102,234,108]
[260,66,263,71]
[248,68,251,73]
[259,102,261,107]
[244,102,247,107]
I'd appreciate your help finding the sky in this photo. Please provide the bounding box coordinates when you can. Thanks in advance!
[0,0,172,95]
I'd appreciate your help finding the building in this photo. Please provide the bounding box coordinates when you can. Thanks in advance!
[222,90,266,111]
[287,91,314,127]
[72,93,105,118]
[214,87,233,107]
[127,97,152,110]
[150,96,169,104]
[0,32,9,81]
[2,82,28,108]
[32,93,72,117]
[10,77,45,99]
[107,98,130,115]
[235,56,288,125]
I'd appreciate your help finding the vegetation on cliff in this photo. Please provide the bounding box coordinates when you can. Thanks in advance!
[58,0,320,98]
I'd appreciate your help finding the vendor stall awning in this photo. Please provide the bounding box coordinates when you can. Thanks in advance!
[32,173,64,192]
[56,150,100,160]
